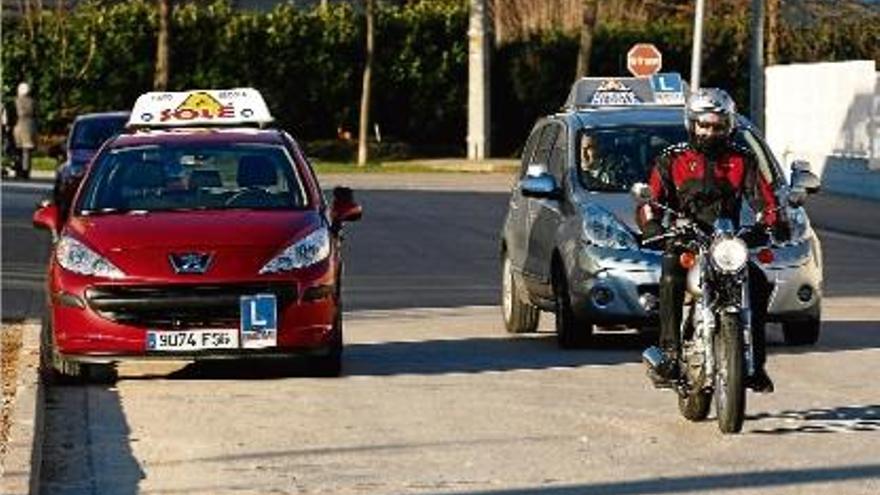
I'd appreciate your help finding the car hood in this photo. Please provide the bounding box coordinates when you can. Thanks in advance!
[65,210,324,279]
[582,193,641,233]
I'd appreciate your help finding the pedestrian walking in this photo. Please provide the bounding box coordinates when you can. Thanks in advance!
[13,82,37,179]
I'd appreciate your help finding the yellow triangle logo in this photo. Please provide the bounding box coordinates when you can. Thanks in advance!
[177,92,223,113]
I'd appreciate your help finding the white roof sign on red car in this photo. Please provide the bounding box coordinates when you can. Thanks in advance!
[127,88,274,129]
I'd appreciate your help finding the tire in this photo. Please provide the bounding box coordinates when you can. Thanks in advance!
[678,388,712,422]
[782,317,820,346]
[714,313,746,434]
[309,310,343,377]
[501,254,539,334]
[40,318,117,385]
[552,264,592,349]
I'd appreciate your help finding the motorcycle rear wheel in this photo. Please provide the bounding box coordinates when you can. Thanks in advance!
[714,313,746,434]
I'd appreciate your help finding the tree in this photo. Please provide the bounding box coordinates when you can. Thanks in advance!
[154,0,171,91]
[766,0,779,66]
[357,0,375,167]
[575,0,598,79]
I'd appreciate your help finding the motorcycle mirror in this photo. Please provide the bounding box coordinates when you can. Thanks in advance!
[630,182,652,204]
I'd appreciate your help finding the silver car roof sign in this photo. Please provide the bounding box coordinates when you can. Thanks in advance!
[564,73,687,110]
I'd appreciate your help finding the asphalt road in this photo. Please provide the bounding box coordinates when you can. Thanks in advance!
[2,175,880,494]
[1,175,513,319]
[4,174,879,318]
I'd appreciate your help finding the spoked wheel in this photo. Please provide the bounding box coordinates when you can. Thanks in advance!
[714,313,746,434]
[501,254,539,334]
[552,264,592,349]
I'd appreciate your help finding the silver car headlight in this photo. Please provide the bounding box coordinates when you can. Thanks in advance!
[582,205,638,250]
[56,235,125,279]
[789,207,809,241]
[710,237,748,273]
[259,228,330,274]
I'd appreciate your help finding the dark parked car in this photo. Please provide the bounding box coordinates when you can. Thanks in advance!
[52,112,129,217]
[499,75,823,348]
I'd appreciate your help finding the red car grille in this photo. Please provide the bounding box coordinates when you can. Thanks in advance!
[85,283,297,329]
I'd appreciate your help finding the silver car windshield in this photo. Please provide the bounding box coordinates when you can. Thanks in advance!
[76,143,308,214]
[578,125,782,193]
[578,125,688,192]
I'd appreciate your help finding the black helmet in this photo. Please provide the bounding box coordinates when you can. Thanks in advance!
[685,88,736,153]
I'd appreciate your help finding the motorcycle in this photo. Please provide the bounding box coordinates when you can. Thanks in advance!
[632,182,776,434]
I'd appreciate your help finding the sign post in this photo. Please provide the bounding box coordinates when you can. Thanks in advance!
[626,43,663,78]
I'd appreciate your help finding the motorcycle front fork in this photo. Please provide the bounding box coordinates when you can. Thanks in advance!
[684,283,757,391]
[740,282,756,378]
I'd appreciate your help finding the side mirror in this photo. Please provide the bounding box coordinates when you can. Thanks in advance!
[790,160,821,193]
[630,182,653,204]
[520,173,562,200]
[330,186,362,227]
[789,161,820,205]
[33,201,60,237]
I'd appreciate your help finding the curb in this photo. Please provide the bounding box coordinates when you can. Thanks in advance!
[1,321,44,495]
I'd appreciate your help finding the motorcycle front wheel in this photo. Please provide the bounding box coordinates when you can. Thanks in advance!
[714,313,746,434]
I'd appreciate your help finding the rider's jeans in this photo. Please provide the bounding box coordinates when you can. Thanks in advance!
[659,250,769,371]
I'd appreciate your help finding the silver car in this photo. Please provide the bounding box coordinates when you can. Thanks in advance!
[499,88,822,348]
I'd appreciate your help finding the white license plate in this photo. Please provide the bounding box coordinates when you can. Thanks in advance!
[147,329,239,351]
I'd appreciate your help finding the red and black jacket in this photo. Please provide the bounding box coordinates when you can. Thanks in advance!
[641,141,778,236]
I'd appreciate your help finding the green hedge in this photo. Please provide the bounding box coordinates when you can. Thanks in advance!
[3,0,877,157]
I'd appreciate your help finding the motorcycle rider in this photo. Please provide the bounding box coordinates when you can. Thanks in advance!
[638,88,779,393]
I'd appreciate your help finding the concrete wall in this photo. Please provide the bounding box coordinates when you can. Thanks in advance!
[765,60,880,200]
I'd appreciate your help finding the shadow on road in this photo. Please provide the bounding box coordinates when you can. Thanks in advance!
[415,463,880,495]
[749,404,880,435]
[344,331,652,377]
[39,384,143,495]
[110,318,880,381]
[767,320,880,355]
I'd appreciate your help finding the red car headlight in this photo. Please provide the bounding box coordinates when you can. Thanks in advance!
[56,235,126,279]
[259,228,330,274]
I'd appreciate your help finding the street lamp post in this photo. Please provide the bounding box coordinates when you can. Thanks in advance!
[690,0,706,90]
[750,0,766,131]
[467,0,490,161]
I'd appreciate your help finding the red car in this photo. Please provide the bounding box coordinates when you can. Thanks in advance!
[33,89,362,382]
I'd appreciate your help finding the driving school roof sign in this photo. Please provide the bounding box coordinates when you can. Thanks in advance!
[128,88,274,128]
[564,73,686,109]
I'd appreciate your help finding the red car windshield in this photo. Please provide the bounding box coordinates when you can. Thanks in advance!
[75,143,308,214]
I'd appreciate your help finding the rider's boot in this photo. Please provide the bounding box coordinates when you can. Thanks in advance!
[747,367,775,393]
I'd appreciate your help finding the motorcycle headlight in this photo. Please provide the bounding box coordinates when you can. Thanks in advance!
[710,237,748,273]
[582,205,638,250]
[259,228,330,274]
[56,236,125,278]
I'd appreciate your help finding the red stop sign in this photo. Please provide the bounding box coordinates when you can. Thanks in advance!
[627,43,662,77]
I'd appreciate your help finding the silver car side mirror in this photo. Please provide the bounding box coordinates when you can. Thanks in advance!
[790,160,821,196]
[521,172,562,200]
